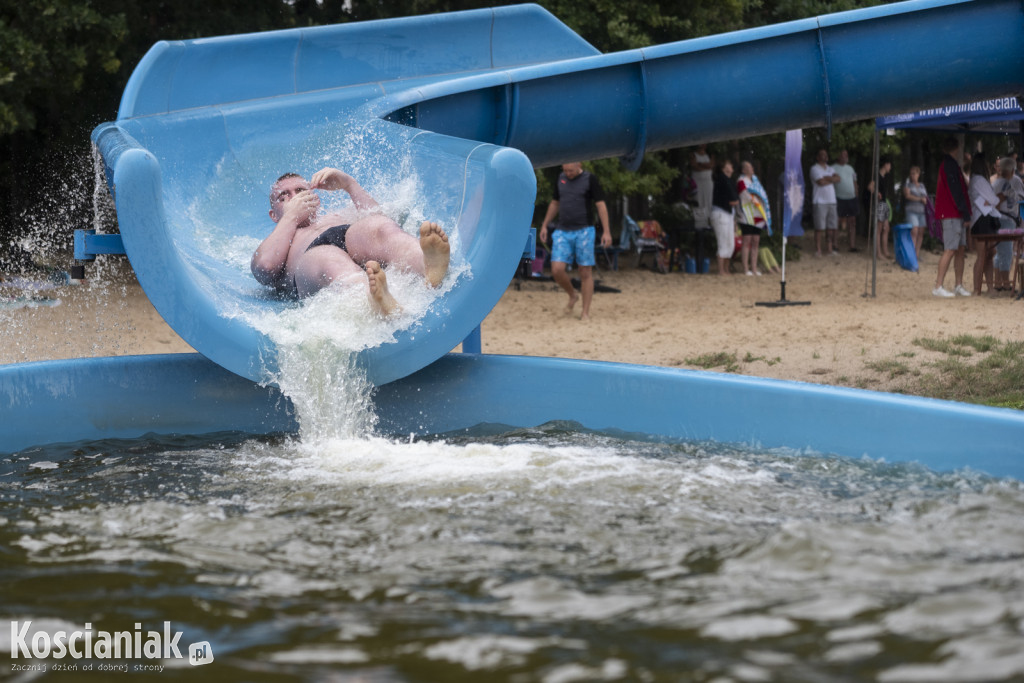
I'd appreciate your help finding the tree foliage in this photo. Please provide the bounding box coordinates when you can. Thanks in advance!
[1,0,126,136]
[542,0,751,52]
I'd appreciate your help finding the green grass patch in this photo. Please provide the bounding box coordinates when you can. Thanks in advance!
[864,359,912,379]
[949,334,999,353]
[739,353,783,367]
[902,338,1024,409]
[686,351,739,372]
[912,337,972,356]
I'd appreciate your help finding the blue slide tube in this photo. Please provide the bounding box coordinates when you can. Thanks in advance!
[386,0,1024,167]
[91,0,1024,388]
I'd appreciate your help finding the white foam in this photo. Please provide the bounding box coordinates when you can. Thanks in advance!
[268,648,369,664]
[28,461,59,470]
[701,615,799,641]
[241,435,662,492]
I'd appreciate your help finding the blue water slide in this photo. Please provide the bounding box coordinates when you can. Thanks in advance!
[92,0,1024,387]
[92,5,591,386]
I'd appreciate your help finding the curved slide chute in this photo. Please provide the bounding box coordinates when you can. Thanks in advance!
[94,0,1024,386]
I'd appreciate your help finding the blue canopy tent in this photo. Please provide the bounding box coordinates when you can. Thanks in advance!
[867,96,1024,292]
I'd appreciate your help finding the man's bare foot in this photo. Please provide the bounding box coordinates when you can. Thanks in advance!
[564,292,579,315]
[420,221,450,287]
[366,261,400,317]
[579,312,591,322]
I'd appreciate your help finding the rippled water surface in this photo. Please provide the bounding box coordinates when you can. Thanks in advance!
[3,426,1023,681]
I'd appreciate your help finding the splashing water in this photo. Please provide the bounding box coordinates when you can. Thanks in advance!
[0,145,145,361]
[275,341,379,442]
[184,132,469,441]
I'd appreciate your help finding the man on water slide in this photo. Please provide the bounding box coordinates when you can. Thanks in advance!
[251,167,450,315]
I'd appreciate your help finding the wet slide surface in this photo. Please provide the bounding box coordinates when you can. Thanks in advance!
[93,0,1024,385]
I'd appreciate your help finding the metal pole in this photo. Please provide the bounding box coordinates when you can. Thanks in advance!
[870,128,880,298]
[781,236,787,299]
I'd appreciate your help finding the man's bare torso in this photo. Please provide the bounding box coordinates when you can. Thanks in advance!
[284,208,361,276]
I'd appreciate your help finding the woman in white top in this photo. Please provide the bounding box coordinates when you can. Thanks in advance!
[967,153,1001,295]
[902,166,928,259]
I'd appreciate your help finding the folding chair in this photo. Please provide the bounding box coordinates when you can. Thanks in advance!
[624,217,667,271]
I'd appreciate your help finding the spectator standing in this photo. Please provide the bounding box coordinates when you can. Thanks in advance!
[902,166,928,259]
[736,160,770,276]
[710,159,739,275]
[539,162,612,320]
[833,150,860,251]
[690,144,714,229]
[967,153,1001,296]
[809,149,840,256]
[992,156,1023,293]
[869,158,894,261]
[932,137,972,297]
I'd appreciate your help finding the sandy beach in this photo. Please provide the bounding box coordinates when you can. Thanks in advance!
[2,243,1021,396]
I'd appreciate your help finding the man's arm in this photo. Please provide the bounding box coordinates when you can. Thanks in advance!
[810,166,830,187]
[251,221,297,289]
[539,200,559,243]
[311,167,379,211]
[815,169,839,186]
[595,200,611,247]
[251,191,317,288]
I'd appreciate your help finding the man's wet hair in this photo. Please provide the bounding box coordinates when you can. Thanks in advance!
[270,172,304,204]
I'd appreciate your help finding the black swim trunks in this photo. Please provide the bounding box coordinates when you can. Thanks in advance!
[306,224,351,253]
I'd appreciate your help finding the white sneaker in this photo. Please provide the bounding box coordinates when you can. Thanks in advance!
[954,285,972,297]
[933,286,955,298]
[746,271,754,276]
[754,270,763,276]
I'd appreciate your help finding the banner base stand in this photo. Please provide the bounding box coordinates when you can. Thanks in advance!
[757,299,811,307]
[753,278,806,309]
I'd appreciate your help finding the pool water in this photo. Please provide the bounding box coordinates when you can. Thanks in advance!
[3,425,1023,681]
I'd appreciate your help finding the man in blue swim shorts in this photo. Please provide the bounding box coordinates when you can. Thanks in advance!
[251,167,449,316]
[539,162,612,320]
